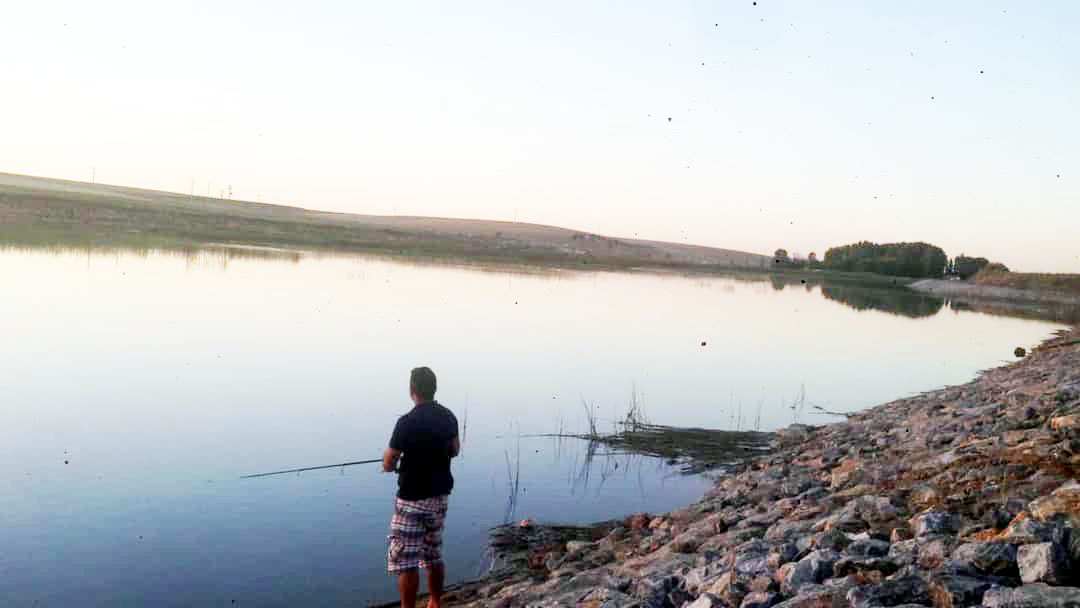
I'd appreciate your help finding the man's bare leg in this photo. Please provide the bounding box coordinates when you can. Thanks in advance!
[426,562,445,608]
[398,571,419,608]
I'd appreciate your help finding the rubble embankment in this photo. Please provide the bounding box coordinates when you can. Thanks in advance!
[453,327,1080,607]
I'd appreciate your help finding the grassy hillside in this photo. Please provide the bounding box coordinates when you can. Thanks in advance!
[0,172,769,270]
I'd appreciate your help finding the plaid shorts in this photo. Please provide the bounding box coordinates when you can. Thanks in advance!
[387,494,449,574]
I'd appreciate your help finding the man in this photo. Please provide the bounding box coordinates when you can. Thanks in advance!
[383,367,460,608]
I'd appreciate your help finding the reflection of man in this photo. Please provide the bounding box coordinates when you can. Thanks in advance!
[383,367,460,608]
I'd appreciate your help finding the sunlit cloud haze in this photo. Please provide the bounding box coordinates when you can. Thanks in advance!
[2,1,1077,272]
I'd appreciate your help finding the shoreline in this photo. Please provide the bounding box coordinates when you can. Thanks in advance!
[909,279,1080,307]
[429,327,1080,607]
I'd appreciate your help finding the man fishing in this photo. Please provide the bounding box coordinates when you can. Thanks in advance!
[383,367,460,608]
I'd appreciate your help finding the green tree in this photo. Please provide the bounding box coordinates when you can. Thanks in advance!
[824,241,947,279]
[952,255,991,279]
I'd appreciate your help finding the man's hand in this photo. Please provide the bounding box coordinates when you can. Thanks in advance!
[382,448,401,473]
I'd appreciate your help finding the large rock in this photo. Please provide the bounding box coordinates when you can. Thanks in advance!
[670,530,705,554]
[771,585,833,608]
[909,484,942,510]
[971,542,1020,578]
[846,538,890,558]
[798,529,851,555]
[739,591,778,608]
[951,542,980,565]
[851,495,901,523]
[779,550,839,595]
[909,510,956,537]
[766,543,799,570]
[917,537,957,569]
[685,593,723,608]
[575,587,633,608]
[734,554,771,579]
[928,572,998,608]
[830,457,864,488]
[833,556,900,578]
[765,519,815,542]
[888,538,920,568]
[1058,381,1080,404]
[1029,480,1080,528]
[845,576,930,608]
[775,424,814,445]
[705,571,750,607]
[982,583,1080,608]
[1017,542,1071,584]
[998,512,1058,545]
[684,563,723,594]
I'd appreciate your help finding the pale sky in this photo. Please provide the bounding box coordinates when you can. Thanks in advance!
[2,1,1077,272]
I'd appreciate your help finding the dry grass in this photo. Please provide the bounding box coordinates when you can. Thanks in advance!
[972,268,1080,296]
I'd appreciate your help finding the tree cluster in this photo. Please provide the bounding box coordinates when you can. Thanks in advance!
[822,241,948,278]
[773,248,822,269]
[948,255,1009,279]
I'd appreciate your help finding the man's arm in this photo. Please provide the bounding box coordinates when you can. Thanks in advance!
[449,436,460,458]
[383,447,401,472]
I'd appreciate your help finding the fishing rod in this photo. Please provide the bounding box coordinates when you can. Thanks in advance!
[240,458,383,479]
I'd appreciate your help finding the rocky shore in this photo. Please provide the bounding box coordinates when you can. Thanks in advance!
[448,327,1080,607]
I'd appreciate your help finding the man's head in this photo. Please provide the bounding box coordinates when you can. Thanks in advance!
[409,366,437,404]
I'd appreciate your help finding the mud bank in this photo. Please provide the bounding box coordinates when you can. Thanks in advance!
[445,327,1080,607]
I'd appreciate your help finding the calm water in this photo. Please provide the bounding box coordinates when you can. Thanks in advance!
[0,248,1064,606]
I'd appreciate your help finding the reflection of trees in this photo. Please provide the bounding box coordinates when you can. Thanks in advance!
[820,284,944,318]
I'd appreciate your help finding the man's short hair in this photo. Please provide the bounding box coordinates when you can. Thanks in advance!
[410,367,437,401]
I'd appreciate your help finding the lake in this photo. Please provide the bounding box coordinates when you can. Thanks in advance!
[0,247,1064,606]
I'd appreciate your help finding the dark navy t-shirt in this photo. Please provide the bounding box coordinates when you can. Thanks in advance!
[389,401,458,501]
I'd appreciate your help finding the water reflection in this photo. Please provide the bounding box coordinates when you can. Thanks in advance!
[948,298,1080,324]
[499,435,688,529]
[4,243,1073,324]
[820,284,945,318]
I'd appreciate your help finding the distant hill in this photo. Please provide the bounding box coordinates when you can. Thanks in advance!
[0,172,770,270]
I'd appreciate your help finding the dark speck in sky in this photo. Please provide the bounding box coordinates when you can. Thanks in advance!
[667,117,672,122]
[980,70,984,74]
